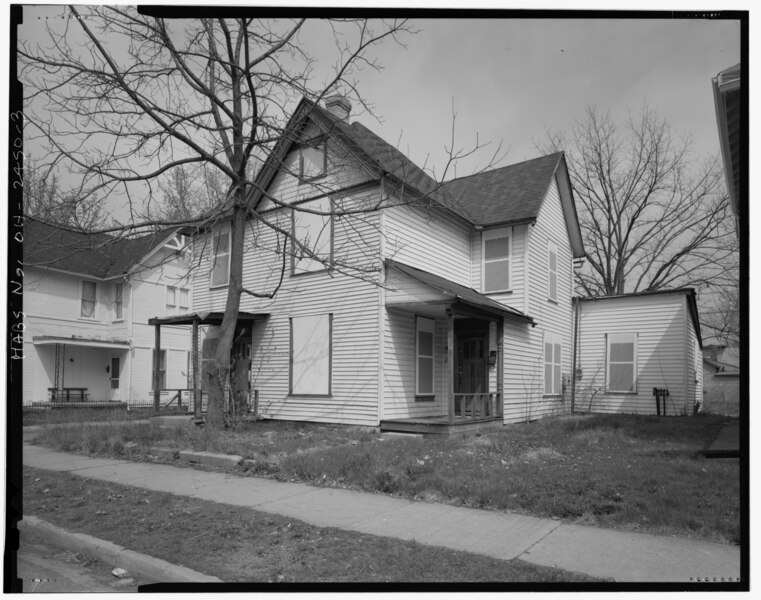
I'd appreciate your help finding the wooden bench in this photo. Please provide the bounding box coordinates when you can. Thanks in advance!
[48,388,89,402]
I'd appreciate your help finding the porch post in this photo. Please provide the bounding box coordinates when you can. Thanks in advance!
[153,323,161,415]
[447,310,455,425]
[497,319,504,418]
[192,318,200,418]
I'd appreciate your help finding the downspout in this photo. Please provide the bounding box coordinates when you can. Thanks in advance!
[377,182,386,426]
[571,296,580,414]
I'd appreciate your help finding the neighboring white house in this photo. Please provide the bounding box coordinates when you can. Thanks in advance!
[22,216,193,406]
[574,289,703,416]
[701,345,739,415]
[182,95,587,432]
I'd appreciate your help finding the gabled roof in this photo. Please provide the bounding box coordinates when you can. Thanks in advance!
[23,216,180,280]
[386,259,535,325]
[439,152,565,226]
[250,97,584,258]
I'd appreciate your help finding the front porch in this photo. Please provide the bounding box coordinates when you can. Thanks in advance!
[382,261,535,434]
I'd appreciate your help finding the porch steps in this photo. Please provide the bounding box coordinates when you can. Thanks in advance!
[379,417,503,436]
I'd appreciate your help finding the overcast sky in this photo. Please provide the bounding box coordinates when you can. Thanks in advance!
[16,7,742,206]
[341,17,741,178]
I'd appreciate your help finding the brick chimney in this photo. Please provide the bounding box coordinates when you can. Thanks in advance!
[325,95,351,121]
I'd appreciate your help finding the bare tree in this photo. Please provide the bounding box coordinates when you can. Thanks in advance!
[23,157,104,229]
[145,164,228,222]
[542,105,737,297]
[20,7,418,427]
[700,284,740,346]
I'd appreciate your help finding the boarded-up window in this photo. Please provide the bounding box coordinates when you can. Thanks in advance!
[292,197,332,274]
[607,333,637,393]
[290,314,332,396]
[544,333,562,395]
[416,317,435,396]
[300,139,327,180]
[548,240,558,302]
[81,280,96,319]
[210,230,230,287]
[482,229,511,293]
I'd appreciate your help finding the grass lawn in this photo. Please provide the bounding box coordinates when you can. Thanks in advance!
[22,406,188,427]
[22,467,600,583]
[27,413,740,544]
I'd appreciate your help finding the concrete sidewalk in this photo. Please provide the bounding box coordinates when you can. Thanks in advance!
[22,444,740,583]
[702,422,740,458]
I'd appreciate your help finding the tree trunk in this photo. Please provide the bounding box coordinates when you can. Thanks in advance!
[206,200,247,428]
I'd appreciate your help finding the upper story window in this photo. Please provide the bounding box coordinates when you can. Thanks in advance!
[167,286,189,314]
[81,280,97,319]
[166,286,176,310]
[607,333,637,393]
[482,228,511,293]
[210,229,230,287]
[114,282,123,321]
[292,197,333,275]
[548,240,558,302]
[299,138,327,181]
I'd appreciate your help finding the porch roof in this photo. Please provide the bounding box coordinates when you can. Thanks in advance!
[33,335,130,349]
[385,259,535,325]
[148,311,269,326]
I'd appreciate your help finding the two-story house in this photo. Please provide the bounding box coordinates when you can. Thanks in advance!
[186,96,585,432]
[22,216,193,406]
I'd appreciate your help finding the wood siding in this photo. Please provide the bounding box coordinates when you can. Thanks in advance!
[22,246,192,405]
[576,294,695,415]
[502,177,574,423]
[384,202,472,286]
[192,140,385,425]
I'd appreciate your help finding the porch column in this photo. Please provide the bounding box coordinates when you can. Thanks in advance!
[497,319,504,418]
[153,323,161,415]
[447,310,455,425]
[192,318,200,418]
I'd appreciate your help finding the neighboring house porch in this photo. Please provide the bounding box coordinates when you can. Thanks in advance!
[30,335,130,404]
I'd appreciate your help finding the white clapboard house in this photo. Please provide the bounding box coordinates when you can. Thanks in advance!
[175,95,590,433]
[22,216,193,407]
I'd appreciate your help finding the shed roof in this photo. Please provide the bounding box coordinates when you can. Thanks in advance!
[578,288,702,349]
[23,216,179,280]
[386,259,535,324]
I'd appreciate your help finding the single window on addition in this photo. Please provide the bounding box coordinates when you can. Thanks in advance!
[607,333,636,393]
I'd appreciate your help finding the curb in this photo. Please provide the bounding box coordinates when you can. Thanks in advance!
[19,516,222,584]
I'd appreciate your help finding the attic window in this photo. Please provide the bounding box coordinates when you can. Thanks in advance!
[548,240,558,302]
[300,138,327,181]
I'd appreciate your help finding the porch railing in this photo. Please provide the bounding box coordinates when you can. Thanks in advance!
[454,393,502,419]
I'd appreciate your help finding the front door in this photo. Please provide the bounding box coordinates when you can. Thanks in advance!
[109,356,121,400]
[455,334,488,395]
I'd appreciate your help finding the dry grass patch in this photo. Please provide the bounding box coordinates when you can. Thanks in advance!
[30,413,739,544]
[23,467,600,583]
